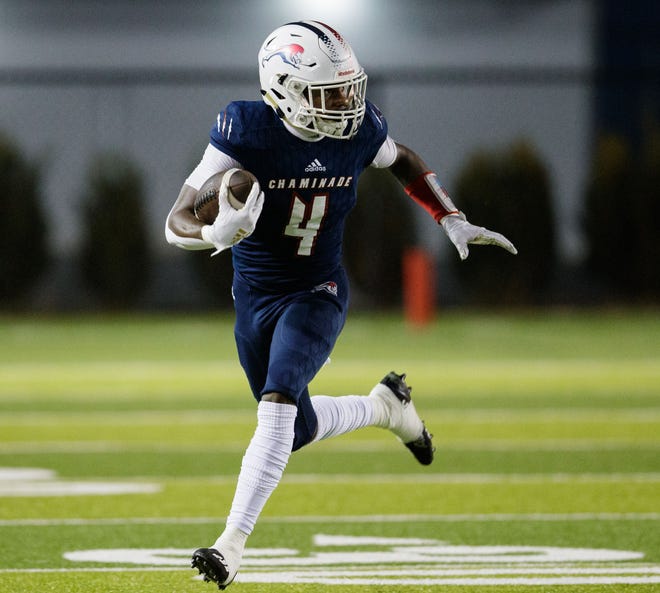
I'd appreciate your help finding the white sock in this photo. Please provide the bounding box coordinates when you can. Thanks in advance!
[367,383,396,429]
[311,394,377,442]
[223,400,297,537]
[212,525,248,576]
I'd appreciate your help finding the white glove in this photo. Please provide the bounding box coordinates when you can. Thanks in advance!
[441,212,517,261]
[201,171,264,255]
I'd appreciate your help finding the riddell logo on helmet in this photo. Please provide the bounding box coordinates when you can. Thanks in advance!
[337,69,355,76]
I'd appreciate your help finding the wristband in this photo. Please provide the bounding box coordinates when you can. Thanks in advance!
[404,171,459,222]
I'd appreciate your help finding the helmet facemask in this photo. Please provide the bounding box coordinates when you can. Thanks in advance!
[282,71,368,139]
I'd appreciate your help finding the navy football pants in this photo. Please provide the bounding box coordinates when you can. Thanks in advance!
[232,268,349,451]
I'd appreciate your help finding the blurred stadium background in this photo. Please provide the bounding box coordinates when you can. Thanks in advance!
[2,5,659,590]
[1,0,658,312]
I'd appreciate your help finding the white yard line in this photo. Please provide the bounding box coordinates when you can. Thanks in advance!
[1,358,658,372]
[276,472,660,484]
[1,408,659,424]
[3,565,660,586]
[0,465,658,501]
[3,566,660,575]
[1,512,658,527]
[2,565,660,585]
[1,440,658,454]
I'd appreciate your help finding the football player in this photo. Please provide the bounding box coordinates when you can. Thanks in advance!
[166,20,516,589]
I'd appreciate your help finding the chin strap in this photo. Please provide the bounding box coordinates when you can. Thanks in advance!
[404,171,460,222]
[282,119,322,141]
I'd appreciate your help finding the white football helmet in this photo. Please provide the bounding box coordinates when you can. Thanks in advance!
[258,21,368,140]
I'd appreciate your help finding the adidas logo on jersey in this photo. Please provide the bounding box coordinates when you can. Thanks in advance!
[305,158,326,172]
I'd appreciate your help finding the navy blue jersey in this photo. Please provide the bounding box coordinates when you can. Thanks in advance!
[209,100,388,291]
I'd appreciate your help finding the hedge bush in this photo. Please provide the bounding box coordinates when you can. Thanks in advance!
[584,131,660,300]
[190,248,234,307]
[79,153,150,308]
[344,167,416,307]
[452,140,557,305]
[0,133,48,306]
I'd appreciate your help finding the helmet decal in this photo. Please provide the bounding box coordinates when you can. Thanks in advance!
[261,43,316,70]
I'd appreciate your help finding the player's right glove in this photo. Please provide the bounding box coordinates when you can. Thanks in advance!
[201,173,264,255]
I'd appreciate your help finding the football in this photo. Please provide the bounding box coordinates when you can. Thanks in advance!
[193,169,258,224]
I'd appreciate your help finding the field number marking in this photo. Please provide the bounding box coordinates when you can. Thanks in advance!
[62,533,660,586]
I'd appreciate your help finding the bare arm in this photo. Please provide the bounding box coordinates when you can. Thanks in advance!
[165,144,244,250]
[386,142,460,222]
[387,142,429,187]
[165,184,213,250]
[165,172,265,254]
[167,184,204,240]
[385,141,517,260]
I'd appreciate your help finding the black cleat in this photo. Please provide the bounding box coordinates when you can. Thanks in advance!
[380,371,413,404]
[404,427,435,466]
[191,547,233,590]
[379,372,435,466]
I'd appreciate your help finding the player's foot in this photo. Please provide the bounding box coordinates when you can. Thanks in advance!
[191,547,236,590]
[369,371,435,465]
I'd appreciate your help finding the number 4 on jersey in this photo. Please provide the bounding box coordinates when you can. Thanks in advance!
[284,194,328,256]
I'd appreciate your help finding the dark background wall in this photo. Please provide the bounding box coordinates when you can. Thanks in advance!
[1,1,657,309]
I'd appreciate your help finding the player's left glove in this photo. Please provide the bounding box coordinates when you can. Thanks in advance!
[441,212,517,261]
[201,174,264,255]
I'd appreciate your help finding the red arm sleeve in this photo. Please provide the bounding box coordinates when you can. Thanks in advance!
[404,172,459,222]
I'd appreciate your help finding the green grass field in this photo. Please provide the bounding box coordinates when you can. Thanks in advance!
[0,310,659,592]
